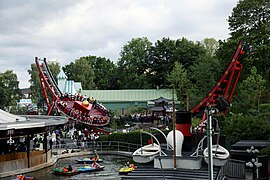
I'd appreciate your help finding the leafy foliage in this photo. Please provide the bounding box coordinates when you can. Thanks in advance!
[117,37,152,89]
[0,70,22,109]
[228,0,270,81]
[167,62,188,110]
[233,66,267,114]
[63,57,95,90]
[90,56,116,89]
[222,114,270,144]
[28,60,60,103]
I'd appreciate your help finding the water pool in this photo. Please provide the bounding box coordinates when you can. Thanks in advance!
[5,155,134,180]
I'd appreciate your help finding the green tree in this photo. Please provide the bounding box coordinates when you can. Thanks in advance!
[147,37,176,88]
[117,37,152,89]
[63,57,95,90]
[0,78,9,109]
[233,66,267,114]
[0,70,22,108]
[188,54,221,108]
[201,38,219,56]
[228,0,270,80]
[222,114,270,144]
[147,37,207,89]
[167,61,188,110]
[28,60,60,103]
[173,38,207,68]
[90,56,116,90]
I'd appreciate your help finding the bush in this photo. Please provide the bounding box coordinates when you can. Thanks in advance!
[99,129,170,145]
[222,114,270,144]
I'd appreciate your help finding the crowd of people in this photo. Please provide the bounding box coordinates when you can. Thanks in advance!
[48,127,101,150]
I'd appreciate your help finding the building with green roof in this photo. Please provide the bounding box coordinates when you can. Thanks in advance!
[55,69,179,115]
[80,89,179,115]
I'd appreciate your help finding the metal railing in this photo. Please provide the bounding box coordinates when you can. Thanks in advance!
[51,141,142,155]
[216,159,246,180]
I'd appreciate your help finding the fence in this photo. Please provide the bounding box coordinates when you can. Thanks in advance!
[51,141,142,155]
[216,159,246,179]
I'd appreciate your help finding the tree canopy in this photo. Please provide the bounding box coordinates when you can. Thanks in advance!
[0,70,21,109]
[228,0,270,81]
[28,60,60,103]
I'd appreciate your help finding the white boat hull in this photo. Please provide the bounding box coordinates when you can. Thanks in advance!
[203,145,230,166]
[132,143,160,163]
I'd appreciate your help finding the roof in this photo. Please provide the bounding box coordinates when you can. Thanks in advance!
[0,109,67,131]
[147,105,169,111]
[0,109,27,123]
[150,96,170,104]
[80,89,177,102]
[57,68,67,79]
[20,88,31,94]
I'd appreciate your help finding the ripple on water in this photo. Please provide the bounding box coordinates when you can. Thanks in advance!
[4,155,134,180]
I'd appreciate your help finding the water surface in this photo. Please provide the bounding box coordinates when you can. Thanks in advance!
[5,155,133,180]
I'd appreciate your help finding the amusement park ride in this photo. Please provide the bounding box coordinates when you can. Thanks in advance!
[35,41,248,130]
[191,40,248,125]
[35,57,110,127]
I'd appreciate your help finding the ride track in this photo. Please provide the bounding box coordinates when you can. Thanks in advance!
[191,40,248,125]
[35,57,110,130]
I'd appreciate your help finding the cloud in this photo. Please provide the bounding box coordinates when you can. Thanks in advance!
[0,0,238,88]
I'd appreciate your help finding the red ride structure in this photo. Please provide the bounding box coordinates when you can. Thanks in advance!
[35,57,110,127]
[191,41,248,125]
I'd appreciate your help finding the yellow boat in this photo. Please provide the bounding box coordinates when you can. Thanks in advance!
[119,166,135,175]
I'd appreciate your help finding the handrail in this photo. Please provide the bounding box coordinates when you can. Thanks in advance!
[51,141,142,154]
[140,131,166,156]
[150,127,169,150]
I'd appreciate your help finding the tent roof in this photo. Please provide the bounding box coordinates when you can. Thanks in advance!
[0,109,67,131]
[150,96,171,104]
[147,105,168,112]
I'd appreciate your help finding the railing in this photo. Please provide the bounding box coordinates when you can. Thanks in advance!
[216,159,246,180]
[51,141,142,155]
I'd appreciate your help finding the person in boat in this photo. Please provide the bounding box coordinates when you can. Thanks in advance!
[67,165,73,171]
[92,149,99,161]
[125,162,135,169]
[63,167,68,172]
[63,164,72,172]
[130,163,135,169]
[17,174,25,180]
[92,161,101,169]
[126,161,130,167]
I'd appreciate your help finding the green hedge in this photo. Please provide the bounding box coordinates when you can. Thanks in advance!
[99,130,169,144]
[222,114,270,144]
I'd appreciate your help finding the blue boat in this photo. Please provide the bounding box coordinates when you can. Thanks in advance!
[77,165,104,172]
[76,157,103,164]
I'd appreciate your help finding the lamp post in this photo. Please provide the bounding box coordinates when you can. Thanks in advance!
[206,106,216,180]
[246,146,262,179]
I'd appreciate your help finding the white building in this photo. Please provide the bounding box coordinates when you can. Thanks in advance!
[57,68,82,95]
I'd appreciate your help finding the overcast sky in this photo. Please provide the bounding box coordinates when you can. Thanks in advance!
[0,0,238,89]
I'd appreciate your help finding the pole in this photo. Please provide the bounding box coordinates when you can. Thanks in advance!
[159,157,166,180]
[207,107,214,180]
[140,132,143,154]
[172,89,176,169]
[186,83,189,111]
